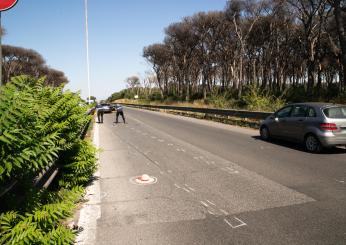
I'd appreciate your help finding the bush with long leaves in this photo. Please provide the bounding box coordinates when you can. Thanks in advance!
[0,76,97,244]
[0,76,90,184]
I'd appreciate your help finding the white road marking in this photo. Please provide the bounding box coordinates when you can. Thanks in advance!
[176,148,181,152]
[168,143,174,146]
[174,184,181,189]
[207,210,215,215]
[187,187,196,192]
[206,200,216,206]
[210,161,215,165]
[224,217,247,229]
[182,187,191,193]
[193,156,200,160]
[336,179,345,183]
[200,201,209,207]
[151,136,156,139]
[205,161,210,165]
[159,171,165,175]
[167,170,173,173]
[158,139,165,142]
[180,149,186,152]
[154,161,160,165]
[220,209,229,215]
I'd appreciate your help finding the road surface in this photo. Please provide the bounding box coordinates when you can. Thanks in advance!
[77,107,346,245]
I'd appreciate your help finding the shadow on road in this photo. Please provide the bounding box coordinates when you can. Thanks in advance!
[252,136,346,154]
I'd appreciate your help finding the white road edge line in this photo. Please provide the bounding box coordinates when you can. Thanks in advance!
[76,119,101,244]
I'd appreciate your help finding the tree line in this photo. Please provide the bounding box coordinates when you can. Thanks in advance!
[142,0,346,102]
[2,45,68,86]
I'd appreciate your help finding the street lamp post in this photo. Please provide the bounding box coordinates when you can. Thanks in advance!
[84,0,91,103]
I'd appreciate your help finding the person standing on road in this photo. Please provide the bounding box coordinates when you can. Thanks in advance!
[115,104,126,123]
[96,105,104,123]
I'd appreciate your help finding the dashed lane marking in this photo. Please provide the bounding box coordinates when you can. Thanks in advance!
[206,200,216,206]
[200,201,209,207]
[220,209,229,215]
[182,187,191,193]
[174,184,181,189]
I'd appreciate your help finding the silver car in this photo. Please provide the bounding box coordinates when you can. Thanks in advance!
[260,103,346,153]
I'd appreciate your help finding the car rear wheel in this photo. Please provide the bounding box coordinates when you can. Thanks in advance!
[260,126,270,141]
[304,134,322,153]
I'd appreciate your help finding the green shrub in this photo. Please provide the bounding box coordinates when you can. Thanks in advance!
[241,84,285,111]
[0,76,97,244]
[0,187,84,245]
[59,139,98,188]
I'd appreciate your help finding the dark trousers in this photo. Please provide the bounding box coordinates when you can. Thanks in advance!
[116,111,125,123]
[97,111,104,123]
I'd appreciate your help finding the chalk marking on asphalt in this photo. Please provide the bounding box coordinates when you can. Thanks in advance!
[200,201,209,207]
[182,187,191,193]
[174,184,181,189]
[224,217,247,229]
[206,200,216,206]
[220,209,229,215]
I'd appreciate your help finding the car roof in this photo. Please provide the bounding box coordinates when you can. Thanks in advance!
[288,102,344,109]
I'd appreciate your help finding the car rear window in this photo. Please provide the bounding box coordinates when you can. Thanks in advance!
[323,106,346,118]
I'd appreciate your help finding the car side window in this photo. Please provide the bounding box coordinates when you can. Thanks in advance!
[276,106,292,118]
[291,105,308,117]
[307,107,316,117]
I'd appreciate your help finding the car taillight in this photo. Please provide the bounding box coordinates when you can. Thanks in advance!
[320,123,338,131]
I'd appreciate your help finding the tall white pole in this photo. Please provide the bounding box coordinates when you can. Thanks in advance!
[84,0,91,103]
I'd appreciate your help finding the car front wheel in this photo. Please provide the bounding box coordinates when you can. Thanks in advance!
[260,126,270,141]
[304,134,322,153]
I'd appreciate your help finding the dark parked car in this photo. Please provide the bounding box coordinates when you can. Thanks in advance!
[260,103,346,153]
[96,103,112,113]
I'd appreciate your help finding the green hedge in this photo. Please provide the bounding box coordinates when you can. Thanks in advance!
[0,76,97,244]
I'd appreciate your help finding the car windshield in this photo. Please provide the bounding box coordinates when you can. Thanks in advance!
[323,106,346,119]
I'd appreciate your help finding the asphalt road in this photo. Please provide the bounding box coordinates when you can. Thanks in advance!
[80,107,346,245]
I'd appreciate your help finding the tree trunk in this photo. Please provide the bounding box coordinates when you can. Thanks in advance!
[333,0,346,91]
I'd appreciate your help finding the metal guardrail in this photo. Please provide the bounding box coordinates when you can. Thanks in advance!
[0,108,94,198]
[121,103,273,120]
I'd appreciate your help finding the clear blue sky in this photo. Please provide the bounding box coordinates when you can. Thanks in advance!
[3,0,227,100]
